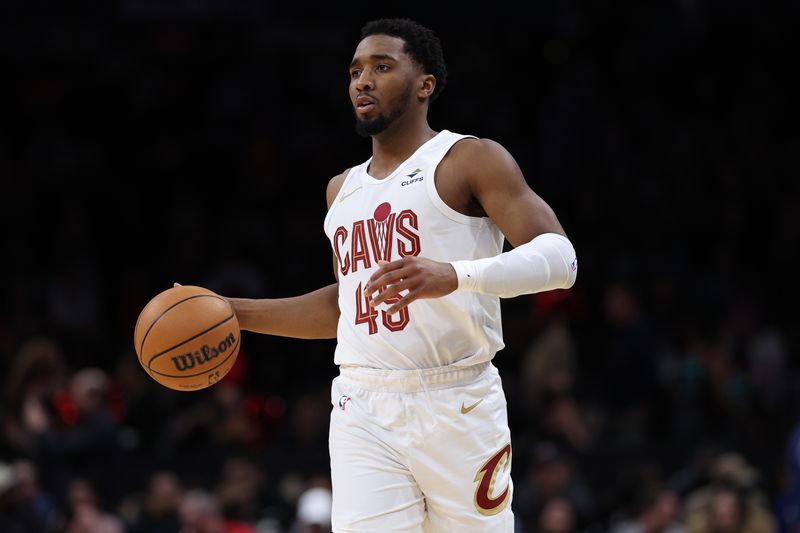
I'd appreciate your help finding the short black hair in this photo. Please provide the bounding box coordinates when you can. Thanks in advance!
[361,18,447,103]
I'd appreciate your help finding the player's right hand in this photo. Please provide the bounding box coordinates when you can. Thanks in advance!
[364,256,458,315]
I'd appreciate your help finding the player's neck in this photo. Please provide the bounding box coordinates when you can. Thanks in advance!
[369,120,436,180]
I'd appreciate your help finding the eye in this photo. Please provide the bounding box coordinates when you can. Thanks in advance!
[376,64,390,73]
[349,69,362,79]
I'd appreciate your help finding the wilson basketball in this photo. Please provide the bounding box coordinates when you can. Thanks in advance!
[134,285,240,391]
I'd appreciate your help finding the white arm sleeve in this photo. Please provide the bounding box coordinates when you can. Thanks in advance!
[449,232,577,298]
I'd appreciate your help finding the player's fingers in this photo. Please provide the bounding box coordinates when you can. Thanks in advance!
[370,281,399,305]
[365,268,408,297]
[386,289,420,315]
[370,278,411,305]
[373,272,420,305]
[367,258,405,284]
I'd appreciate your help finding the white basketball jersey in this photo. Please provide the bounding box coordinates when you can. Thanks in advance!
[323,130,505,370]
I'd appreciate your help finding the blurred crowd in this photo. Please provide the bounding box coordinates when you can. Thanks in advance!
[0,339,334,533]
[2,1,799,532]
[1,305,798,532]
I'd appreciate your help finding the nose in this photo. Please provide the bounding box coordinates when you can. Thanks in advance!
[355,71,374,92]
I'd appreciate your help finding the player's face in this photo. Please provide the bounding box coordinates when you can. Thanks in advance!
[349,35,417,137]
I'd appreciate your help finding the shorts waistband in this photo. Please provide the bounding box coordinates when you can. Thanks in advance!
[337,362,493,393]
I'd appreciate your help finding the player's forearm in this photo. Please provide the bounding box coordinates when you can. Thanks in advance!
[450,233,577,298]
[228,283,340,339]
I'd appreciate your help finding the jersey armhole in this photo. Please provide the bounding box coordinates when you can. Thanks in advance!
[323,163,366,237]
[426,135,486,227]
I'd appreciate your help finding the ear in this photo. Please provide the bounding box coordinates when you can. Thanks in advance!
[417,74,436,101]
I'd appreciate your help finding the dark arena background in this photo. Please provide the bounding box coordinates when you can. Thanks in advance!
[2,2,799,532]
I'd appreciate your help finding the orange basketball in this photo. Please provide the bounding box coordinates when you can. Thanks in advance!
[133,285,241,391]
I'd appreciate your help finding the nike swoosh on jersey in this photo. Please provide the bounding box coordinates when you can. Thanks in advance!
[339,185,363,203]
[460,398,484,414]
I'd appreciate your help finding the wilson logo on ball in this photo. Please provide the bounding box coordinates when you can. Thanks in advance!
[170,332,237,371]
[135,285,242,391]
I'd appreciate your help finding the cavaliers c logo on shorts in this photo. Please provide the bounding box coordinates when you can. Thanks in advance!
[473,443,512,515]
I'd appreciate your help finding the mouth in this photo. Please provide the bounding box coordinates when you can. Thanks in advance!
[355,95,377,115]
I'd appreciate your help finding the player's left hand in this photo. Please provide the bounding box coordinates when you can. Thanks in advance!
[364,256,458,314]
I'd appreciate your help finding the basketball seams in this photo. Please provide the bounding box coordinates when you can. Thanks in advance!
[138,293,227,360]
[145,313,236,367]
[147,335,240,379]
[134,287,242,391]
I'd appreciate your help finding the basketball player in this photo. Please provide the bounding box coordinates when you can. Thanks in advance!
[225,18,578,532]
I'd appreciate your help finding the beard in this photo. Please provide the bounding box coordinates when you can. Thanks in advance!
[355,113,393,137]
[354,85,411,137]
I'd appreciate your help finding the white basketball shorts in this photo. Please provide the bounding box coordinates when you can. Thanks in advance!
[328,361,514,533]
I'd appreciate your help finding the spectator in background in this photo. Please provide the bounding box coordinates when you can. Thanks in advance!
[515,441,595,529]
[179,490,226,533]
[1,336,69,455]
[214,456,269,525]
[727,297,788,418]
[111,352,171,455]
[127,470,184,533]
[0,459,61,532]
[64,478,123,533]
[611,485,685,533]
[290,486,332,533]
[534,496,578,533]
[520,319,579,415]
[686,485,764,533]
[179,489,257,533]
[539,392,594,454]
[683,452,774,533]
[516,304,594,459]
[24,367,121,506]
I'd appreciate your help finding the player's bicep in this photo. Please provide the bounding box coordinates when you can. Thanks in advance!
[483,183,565,247]
[469,140,565,247]
[326,169,349,209]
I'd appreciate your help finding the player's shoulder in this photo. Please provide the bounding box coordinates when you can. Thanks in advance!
[326,168,351,208]
[327,168,350,191]
[446,135,517,173]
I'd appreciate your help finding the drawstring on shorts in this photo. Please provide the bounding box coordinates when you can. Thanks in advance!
[416,368,439,431]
